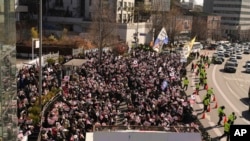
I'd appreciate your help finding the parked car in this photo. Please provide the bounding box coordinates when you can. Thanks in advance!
[224,62,237,73]
[236,53,242,59]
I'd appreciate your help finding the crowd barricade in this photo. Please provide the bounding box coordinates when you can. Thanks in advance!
[92,125,200,133]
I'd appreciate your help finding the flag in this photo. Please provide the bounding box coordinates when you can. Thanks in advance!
[153,27,168,52]
[189,36,196,51]
[180,36,196,62]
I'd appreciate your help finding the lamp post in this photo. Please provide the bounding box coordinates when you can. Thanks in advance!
[39,0,43,108]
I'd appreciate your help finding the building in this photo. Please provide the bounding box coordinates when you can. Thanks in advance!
[17,0,153,48]
[0,0,17,140]
[203,0,213,13]
[203,0,250,41]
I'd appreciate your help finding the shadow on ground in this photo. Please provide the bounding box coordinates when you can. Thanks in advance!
[241,110,250,121]
[203,124,220,131]
[240,98,249,106]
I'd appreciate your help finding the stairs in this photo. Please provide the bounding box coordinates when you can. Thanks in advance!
[115,101,128,126]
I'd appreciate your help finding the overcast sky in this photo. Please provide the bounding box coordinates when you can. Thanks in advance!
[195,0,203,5]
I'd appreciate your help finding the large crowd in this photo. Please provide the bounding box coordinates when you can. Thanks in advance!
[17,47,198,141]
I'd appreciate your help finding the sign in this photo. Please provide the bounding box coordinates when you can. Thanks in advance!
[72,48,83,56]
[230,125,250,140]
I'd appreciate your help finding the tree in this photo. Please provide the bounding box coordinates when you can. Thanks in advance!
[88,0,118,64]
[151,5,183,45]
[192,17,208,41]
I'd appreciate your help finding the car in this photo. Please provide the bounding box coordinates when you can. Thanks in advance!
[224,51,231,57]
[245,61,250,67]
[227,58,238,67]
[224,62,237,73]
[217,53,225,62]
[244,49,250,54]
[213,57,223,64]
[246,63,250,73]
[236,53,242,59]
[229,55,237,60]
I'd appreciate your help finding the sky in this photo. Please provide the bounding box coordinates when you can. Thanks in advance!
[194,0,204,5]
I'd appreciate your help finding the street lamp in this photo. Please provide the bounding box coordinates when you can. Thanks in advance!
[39,0,43,108]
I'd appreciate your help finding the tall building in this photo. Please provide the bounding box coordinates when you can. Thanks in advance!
[204,0,250,41]
[203,0,213,13]
[0,0,17,140]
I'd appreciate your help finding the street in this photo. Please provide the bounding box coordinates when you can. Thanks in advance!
[186,50,250,141]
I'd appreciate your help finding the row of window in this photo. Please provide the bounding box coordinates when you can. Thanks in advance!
[214,4,250,8]
[214,4,242,8]
[221,17,250,21]
[119,1,134,8]
[215,0,242,2]
[214,10,250,15]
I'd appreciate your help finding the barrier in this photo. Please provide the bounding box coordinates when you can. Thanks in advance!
[93,125,200,133]
[21,52,59,67]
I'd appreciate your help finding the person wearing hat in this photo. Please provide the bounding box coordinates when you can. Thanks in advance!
[218,119,232,141]
[228,112,237,125]
[202,95,210,113]
[217,106,226,126]
[182,77,189,91]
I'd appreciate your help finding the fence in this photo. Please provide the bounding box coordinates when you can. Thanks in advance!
[93,125,200,133]
[19,52,59,67]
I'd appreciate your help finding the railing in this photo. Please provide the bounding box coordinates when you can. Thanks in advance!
[93,125,200,133]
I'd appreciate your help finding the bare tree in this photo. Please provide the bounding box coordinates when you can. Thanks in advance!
[88,0,118,63]
[192,17,207,41]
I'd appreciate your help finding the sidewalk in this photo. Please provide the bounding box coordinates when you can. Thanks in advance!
[184,50,225,141]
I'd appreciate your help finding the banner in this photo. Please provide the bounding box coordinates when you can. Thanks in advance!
[189,36,196,51]
[180,36,196,62]
[153,27,168,52]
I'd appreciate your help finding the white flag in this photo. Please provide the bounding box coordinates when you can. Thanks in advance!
[153,27,168,52]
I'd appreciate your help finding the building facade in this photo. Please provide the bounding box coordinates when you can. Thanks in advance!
[0,0,17,140]
[41,0,153,47]
[204,0,250,41]
[203,0,214,13]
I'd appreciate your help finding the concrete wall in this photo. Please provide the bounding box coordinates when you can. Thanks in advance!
[90,132,202,141]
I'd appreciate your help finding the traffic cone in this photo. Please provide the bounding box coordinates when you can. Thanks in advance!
[201,112,206,119]
[223,116,227,124]
[207,105,210,112]
[213,102,218,109]
[213,95,216,102]
[205,84,208,90]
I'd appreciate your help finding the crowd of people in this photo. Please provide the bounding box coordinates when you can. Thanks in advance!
[17,47,199,141]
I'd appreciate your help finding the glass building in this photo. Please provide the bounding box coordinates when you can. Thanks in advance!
[0,0,17,140]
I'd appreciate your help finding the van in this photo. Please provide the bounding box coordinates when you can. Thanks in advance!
[191,42,203,53]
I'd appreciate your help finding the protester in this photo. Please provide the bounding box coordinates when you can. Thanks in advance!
[18,47,198,141]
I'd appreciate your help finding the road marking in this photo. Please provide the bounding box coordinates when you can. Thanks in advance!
[225,81,241,100]
[190,67,221,136]
[212,65,250,124]
[208,121,223,136]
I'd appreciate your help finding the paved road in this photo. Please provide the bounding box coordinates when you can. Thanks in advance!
[186,50,250,141]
